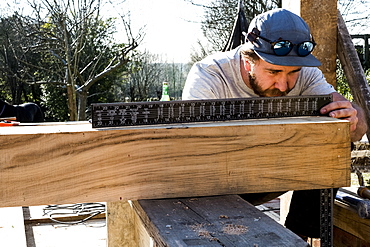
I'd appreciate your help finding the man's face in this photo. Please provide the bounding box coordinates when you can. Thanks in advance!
[246,59,302,97]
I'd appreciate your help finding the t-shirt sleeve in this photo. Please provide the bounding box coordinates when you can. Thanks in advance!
[182,62,228,100]
[296,67,336,95]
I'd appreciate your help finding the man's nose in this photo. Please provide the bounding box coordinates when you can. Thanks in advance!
[274,75,288,92]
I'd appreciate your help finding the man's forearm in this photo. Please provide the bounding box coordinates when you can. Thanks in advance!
[352,103,368,142]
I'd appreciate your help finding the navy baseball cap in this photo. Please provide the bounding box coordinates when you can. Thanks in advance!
[244,8,321,67]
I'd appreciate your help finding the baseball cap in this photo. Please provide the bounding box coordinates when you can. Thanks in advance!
[244,8,321,67]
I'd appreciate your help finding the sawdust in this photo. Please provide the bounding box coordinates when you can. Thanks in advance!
[222,224,248,235]
[189,223,212,238]
[188,221,248,241]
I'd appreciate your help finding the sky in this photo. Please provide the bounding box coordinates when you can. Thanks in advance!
[115,0,208,63]
[1,1,369,62]
[0,0,208,63]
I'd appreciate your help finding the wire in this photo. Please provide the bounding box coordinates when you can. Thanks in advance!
[43,202,106,225]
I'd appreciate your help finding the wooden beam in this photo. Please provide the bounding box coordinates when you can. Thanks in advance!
[0,118,350,207]
[283,0,338,87]
[337,11,370,139]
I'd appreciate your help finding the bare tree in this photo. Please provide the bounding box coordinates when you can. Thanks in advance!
[93,49,191,102]
[22,0,143,120]
[126,51,164,101]
[339,0,370,33]
[114,50,191,102]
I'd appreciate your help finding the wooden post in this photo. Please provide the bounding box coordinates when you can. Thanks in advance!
[281,1,338,226]
[283,0,338,88]
[107,201,153,247]
[337,11,370,139]
[106,201,136,247]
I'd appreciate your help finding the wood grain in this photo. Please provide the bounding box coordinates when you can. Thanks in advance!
[0,117,350,207]
[333,226,370,247]
[132,195,308,246]
[106,201,151,247]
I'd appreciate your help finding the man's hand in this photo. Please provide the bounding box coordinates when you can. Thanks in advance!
[320,92,367,142]
[320,93,358,131]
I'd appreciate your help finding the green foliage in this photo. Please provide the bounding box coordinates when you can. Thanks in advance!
[336,60,354,101]
[0,15,44,104]
[41,84,69,121]
[336,46,370,102]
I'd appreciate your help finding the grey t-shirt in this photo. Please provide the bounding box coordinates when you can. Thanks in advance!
[182,46,335,100]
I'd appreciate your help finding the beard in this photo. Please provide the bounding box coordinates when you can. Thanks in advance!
[248,72,290,97]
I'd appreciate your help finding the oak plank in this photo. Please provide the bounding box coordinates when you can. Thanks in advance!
[0,117,350,207]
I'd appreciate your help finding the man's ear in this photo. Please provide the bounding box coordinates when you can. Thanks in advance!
[242,58,252,72]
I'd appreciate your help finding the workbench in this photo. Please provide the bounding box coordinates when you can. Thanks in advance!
[0,117,351,246]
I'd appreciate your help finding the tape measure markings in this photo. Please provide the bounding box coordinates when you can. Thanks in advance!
[91,95,332,128]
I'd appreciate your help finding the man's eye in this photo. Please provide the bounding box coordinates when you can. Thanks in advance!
[289,70,301,74]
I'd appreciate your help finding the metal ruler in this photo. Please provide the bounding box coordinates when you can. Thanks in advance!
[91,94,332,128]
[320,188,334,247]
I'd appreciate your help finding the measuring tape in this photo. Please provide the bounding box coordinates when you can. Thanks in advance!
[91,94,332,128]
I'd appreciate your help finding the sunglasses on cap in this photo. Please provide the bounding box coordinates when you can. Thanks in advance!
[245,29,316,57]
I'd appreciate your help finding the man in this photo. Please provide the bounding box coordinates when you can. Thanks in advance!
[182,8,367,239]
